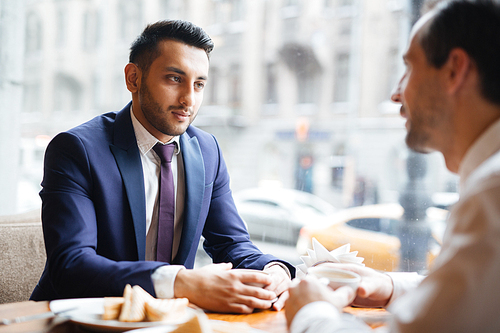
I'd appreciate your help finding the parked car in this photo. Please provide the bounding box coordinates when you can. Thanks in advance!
[296,203,448,272]
[233,187,337,246]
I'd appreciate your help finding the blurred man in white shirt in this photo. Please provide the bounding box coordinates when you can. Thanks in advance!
[285,1,500,332]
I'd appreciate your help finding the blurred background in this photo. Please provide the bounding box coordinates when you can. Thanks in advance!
[0,0,458,273]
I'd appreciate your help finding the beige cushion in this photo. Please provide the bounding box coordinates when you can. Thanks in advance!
[0,209,45,304]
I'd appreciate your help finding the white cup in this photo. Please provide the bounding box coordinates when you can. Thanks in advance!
[307,266,361,291]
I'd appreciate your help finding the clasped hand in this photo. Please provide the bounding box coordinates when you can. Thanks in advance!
[284,263,394,327]
[174,263,290,313]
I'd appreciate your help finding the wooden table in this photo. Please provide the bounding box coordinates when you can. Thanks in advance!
[0,301,389,332]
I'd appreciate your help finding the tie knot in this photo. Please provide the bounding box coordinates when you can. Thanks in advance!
[153,143,175,163]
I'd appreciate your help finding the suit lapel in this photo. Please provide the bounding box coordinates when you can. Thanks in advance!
[173,132,205,264]
[109,104,147,261]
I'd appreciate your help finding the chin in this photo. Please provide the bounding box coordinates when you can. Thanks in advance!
[405,135,433,154]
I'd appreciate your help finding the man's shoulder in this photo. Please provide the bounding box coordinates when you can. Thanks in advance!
[67,111,119,135]
[51,108,130,149]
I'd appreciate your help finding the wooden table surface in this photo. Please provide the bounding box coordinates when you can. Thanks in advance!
[0,300,390,332]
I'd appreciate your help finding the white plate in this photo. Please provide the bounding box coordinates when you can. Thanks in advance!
[50,298,194,332]
[129,320,267,333]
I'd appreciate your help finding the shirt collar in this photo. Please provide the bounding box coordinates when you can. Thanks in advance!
[130,105,180,156]
[458,118,500,188]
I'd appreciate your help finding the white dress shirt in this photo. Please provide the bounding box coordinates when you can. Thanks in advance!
[130,107,290,298]
[291,118,500,333]
[130,107,185,298]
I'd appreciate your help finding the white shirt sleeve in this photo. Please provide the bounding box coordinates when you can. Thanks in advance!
[150,265,186,299]
[388,183,500,332]
[290,302,373,333]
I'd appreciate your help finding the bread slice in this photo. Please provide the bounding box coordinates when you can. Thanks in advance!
[102,297,124,320]
[119,285,156,322]
[117,284,133,322]
[145,297,189,322]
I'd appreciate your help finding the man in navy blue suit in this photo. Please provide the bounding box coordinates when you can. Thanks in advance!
[31,20,294,313]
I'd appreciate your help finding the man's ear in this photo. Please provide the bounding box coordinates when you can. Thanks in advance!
[444,48,473,94]
[124,63,141,93]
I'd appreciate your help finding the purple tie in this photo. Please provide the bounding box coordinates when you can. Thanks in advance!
[153,143,176,263]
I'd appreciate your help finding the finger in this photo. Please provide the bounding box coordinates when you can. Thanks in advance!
[226,302,254,314]
[233,295,274,310]
[357,278,383,298]
[357,283,371,298]
[240,284,277,300]
[238,272,273,287]
[272,280,289,296]
[264,270,289,293]
[271,290,289,311]
[214,262,233,270]
[329,286,355,309]
[289,277,301,289]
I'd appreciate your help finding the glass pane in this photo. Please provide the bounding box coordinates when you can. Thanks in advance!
[0,0,459,274]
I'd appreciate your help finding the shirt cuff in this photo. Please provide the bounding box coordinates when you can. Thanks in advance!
[264,261,291,279]
[151,265,186,299]
[385,272,425,306]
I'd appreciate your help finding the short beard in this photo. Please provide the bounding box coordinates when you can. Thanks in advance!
[405,131,433,154]
[139,81,193,137]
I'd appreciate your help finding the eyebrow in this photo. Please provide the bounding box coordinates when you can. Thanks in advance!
[165,66,207,81]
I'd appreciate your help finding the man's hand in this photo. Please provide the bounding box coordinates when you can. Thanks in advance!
[318,263,394,307]
[263,264,291,311]
[173,263,278,313]
[285,276,354,328]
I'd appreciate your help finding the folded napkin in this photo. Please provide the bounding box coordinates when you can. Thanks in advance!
[296,238,365,278]
[170,310,211,333]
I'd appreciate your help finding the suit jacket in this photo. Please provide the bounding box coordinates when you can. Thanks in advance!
[31,103,294,301]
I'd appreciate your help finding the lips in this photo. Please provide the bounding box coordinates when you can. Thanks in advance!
[172,111,190,117]
[399,106,407,118]
[170,108,191,120]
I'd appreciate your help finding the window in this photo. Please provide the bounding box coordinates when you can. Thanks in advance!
[23,82,42,114]
[118,0,143,43]
[265,63,278,105]
[228,64,241,111]
[25,13,42,54]
[346,218,399,236]
[297,72,318,105]
[53,74,82,114]
[1,0,456,274]
[206,67,219,105]
[83,10,101,50]
[333,53,350,103]
[230,0,244,22]
[56,8,66,48]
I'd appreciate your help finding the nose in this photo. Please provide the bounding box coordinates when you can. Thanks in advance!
[179,85,195,108]
[391,75,403,103]
[391,84,401,103]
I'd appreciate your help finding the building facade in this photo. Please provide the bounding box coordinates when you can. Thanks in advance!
[11,0,457,213]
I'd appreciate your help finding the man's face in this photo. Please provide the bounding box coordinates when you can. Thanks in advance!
[391,14,452,154]
[137,40,209,141]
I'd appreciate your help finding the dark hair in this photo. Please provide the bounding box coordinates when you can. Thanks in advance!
[129,20,214,75]
[419,0,500,104]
